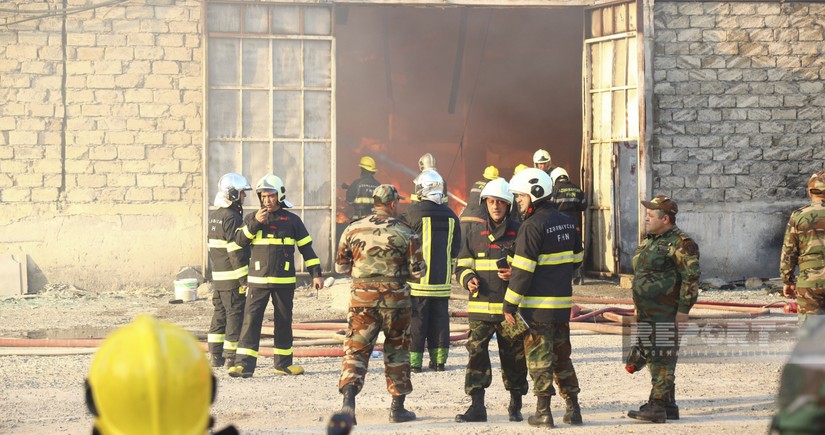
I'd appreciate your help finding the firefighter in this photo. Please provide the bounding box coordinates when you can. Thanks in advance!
[229,173,324,378]
[461,165,499,218]
[549,167,587,284]
[85,315,238,435]
[207,173,252,369]
[415,153,448,204]
[345,156,380,221]
[454,177,528,423]
[533,149,554,176]
[503,167,584,428]
[401,169,461,372]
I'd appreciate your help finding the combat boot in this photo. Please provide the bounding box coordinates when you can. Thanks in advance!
[507,391,523,422]
[627,399,666,423]
[527,395,554,428]
[389,395,416,423]
[455,389,487,422]
[340,385,358,425]
[563,395,583,425]
[642,387,679,420]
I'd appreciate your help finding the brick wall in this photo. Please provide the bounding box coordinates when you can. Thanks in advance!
[0,0,203,290]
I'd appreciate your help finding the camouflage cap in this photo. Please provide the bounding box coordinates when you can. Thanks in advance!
[641,194,678,214]
[372,184,404,204]
[808,170,825,193]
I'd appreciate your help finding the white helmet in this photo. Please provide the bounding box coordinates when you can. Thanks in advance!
[255,173,293,208]
[414,169,444,204]
[418,153,436,172]
[549,167,569,185]
[509,167,553,204]
[533,149,552,165]
[214,173,251,208]
[479,178,512,206]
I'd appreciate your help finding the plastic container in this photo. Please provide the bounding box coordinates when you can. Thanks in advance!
[174,278,198,302]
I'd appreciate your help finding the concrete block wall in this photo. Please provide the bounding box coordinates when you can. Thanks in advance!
[0,0,203,290]
[651,2,825,280]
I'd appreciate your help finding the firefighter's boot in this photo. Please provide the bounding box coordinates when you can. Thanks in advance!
[563,395,583,425]
[627,399,667,423]
[210,353,226,368]
[455,389,487,422]
[389,395,416,423]
[507,391,523,422]
[340,385,358,425]
[527,395,554,428]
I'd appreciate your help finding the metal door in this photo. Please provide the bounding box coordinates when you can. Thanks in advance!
[205,3,335,272]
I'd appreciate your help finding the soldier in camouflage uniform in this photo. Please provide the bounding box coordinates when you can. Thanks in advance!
[453,178,528,423]
[627,195,700,424]
[780,170,825,325]
[335,184,426,424]
[503,168,584,428]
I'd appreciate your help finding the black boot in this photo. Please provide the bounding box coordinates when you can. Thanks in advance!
[527,395,554,428]
[389,395,416,423]
[340,385,358,425]
[507,391,523,422]
[665,384,680,420]
[455,390,487,422]
[563,395,583,425]
[210,353,226,368]
[627,399,666,423]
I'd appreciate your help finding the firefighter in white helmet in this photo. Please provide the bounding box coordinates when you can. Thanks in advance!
[207,173,252,369]
[229,173,324,378]
[344,156,381,221]
[504,168,584,428]
[85,315,238,435]
[533,149,554,176]
[401,169,461,372]
[454,177,528,423]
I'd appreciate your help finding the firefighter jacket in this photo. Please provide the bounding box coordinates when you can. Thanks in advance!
[550,180,587,230]
[208,205,249,291]
[236,208,322,289]
[503,202,583,323]
[455,213,520,322]
[401,200,461,298]
[346,172,380,220]
[461,179,488,218]
[335,210,427,309]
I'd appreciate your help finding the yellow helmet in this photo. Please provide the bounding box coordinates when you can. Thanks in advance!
[482,165,499,181]
[359,156,377,173]
[86,315,214,435]
[514,163,529,175]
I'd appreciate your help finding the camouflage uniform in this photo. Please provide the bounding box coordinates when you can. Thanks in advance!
[335,190,426,396]
[632,223,700,403]
[780,173,825,323]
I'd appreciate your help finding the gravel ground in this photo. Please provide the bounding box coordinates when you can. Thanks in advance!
[0,277,798,434]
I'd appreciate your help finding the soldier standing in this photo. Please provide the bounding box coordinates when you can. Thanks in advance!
[503,168,584,428]
[207,173,252,369]
[454,178,528,423]
[336,184,426,424]
[781,170,825,324]
[401,169,461,372]
[627,195,700,424]
[345,156,380,221]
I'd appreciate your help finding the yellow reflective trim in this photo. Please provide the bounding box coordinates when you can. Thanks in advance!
[537,251,581,265]
[459,269,475,284]
[236,348,259,358]
[410,288,452,298]
[248,276,297,284]
[474,259,499,271]
[422,217,432,284]
[273,347,293,356]
[212,265,248,281]
[224,341,238,350]
[208,239,228,248]
[297,235,312,247]
[241,226,256,239]
[305,258,320,267]
[353,197,373,204]
[285,261,290,271]
[468,301,504,314]
[512,255,536,272]
[446,218,455,278]
[457,258,474,268]
[226,241,243,253]
[207,334,225,343]
[504,288,523,305]
[252,237,295,246]
[518,296,573,309]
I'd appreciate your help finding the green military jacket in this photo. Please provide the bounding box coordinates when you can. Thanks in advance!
[780,200,825,289]
[632,226,701,322]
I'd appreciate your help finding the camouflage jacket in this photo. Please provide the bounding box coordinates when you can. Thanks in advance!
[632,226,700,322]
[780,200,825,289]
[335,210,426,308]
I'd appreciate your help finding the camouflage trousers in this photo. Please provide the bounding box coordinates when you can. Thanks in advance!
[796,287,825,324]
[524,321,580,398]
[339,306,413,396]
[208,287,246,359]
[463,319,528,395]
[638,321,679,401]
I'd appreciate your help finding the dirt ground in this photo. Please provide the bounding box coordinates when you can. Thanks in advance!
[0,277,797,434]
